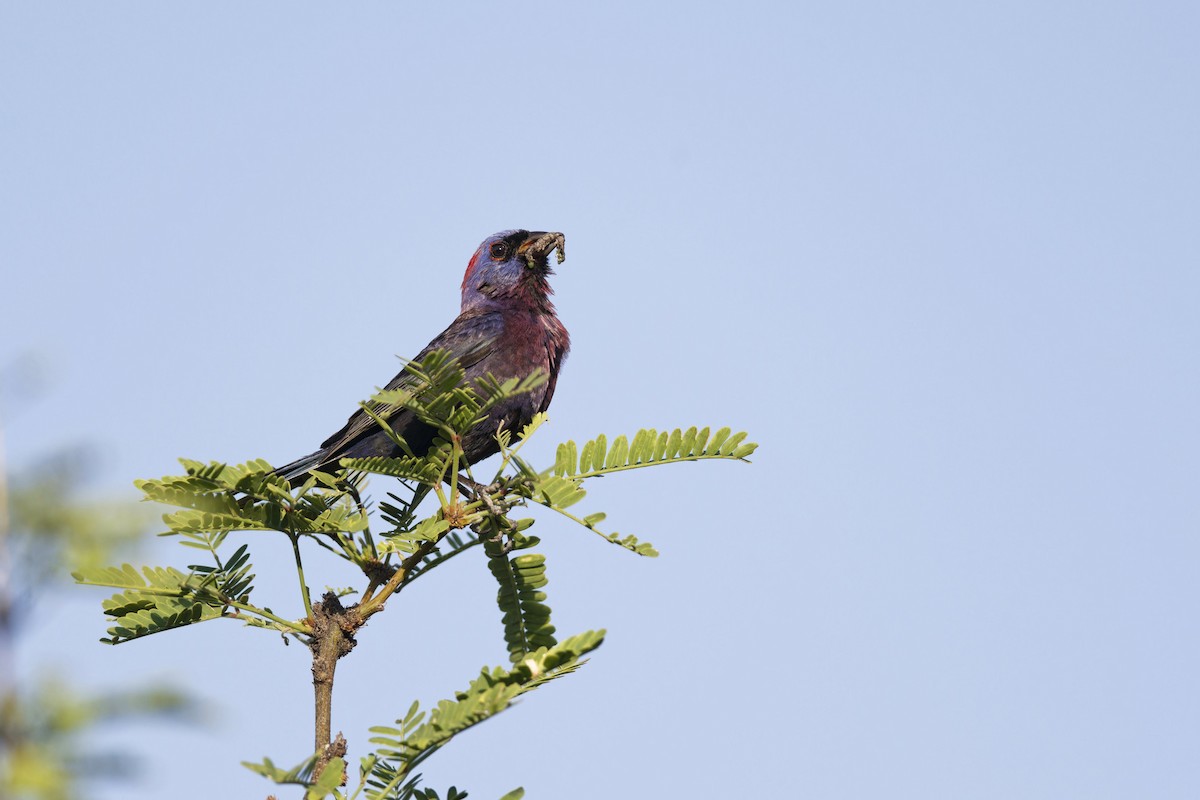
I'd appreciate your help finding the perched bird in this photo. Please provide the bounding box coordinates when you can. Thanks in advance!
[275,230,569,483]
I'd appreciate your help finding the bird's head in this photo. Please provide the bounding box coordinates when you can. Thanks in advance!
[461,230,566,311]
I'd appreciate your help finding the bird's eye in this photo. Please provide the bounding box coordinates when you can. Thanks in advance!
[489,242,510,260]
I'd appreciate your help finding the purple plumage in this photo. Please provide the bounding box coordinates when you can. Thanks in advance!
[276,230,569,482]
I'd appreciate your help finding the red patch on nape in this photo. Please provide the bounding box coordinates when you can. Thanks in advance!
[461,249,483,291]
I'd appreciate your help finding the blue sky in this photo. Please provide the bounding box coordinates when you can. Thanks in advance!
[3,2,1198,798]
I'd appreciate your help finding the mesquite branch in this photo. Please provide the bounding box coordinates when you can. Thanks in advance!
[304,479,520,782]
[310,592,354,776]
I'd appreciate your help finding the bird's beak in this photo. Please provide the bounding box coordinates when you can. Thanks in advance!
[518,231,566,269]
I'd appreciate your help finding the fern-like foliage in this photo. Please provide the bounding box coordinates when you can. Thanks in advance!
[358,631,604,800]
[399,529,485,585]
[73,550,256,643]
[504,426,756,557]
[410,787,471,800]
[242,753,345,800]
[138,458,369,537]
[485,540,556,663]
[548,425,757,478]
[512,474,659,557]
[340,454,444,486]
[357,351,548,460]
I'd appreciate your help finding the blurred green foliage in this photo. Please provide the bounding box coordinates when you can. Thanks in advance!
[1,450,194,800]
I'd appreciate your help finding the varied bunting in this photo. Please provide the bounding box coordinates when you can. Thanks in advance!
[276,230,569,482]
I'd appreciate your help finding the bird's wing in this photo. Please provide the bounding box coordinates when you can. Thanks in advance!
[317,311,504,455]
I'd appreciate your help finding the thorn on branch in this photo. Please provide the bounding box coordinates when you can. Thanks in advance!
[316,731,348,788]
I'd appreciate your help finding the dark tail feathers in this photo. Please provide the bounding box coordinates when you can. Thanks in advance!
[273,450,325,483]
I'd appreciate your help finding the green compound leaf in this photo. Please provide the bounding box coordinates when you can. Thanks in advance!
[513,474,659,557]
[339,455,444,485]
[519,424,756,556]
[244,752,345,799]
[141,459,368,538]
[551,425,758,478]
[243,754,316,785]
[362,351,548,450]
[363,631,604,799]
[485,542,556,663]
[71,539,284,643]
[308,757,346,799]
[74,563,244,644]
